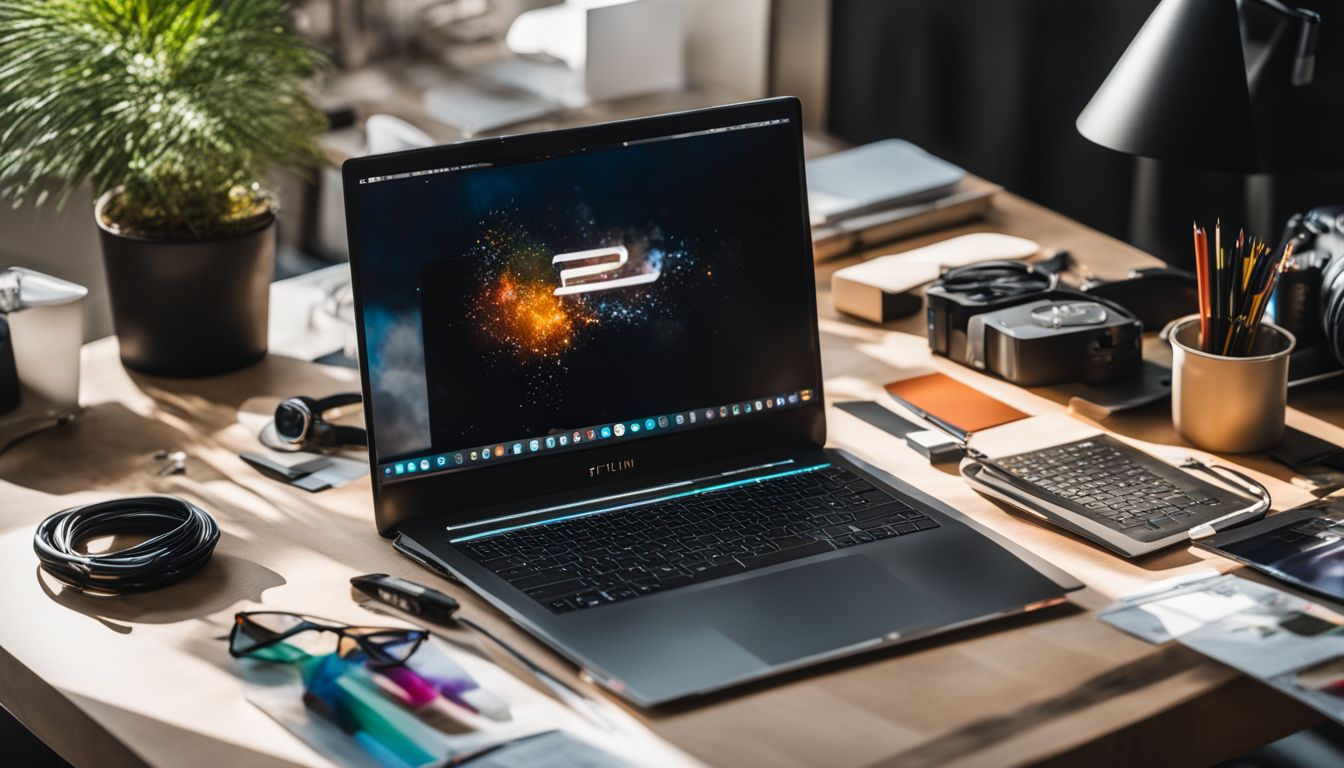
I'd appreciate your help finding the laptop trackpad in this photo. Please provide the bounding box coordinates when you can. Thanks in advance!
[709,555,946,665]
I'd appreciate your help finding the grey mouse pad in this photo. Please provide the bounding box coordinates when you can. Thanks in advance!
[708,555,946,664]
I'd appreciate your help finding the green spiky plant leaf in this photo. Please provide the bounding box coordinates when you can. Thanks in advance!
[0,0,329,239]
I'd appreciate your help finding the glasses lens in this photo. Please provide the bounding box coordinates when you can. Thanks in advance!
[348,629,423,665]
[232,613,338,661]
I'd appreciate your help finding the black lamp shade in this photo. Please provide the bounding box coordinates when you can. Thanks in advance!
[1077,0,1258,173]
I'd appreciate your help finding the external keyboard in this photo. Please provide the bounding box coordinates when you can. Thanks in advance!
[458,465,938,613]
[989,436,1239,543]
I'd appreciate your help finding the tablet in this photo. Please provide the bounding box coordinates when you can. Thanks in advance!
[1197,499,1344,603]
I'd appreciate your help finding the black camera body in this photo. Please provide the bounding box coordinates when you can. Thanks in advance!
[927,261,1142,386]
[1277,205,1344,369]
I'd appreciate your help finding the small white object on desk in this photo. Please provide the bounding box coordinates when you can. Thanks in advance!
[831,233,1040,323]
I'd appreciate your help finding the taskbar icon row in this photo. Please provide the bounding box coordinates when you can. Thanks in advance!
[381,388,814,480]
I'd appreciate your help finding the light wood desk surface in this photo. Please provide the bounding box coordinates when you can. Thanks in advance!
[3,175,1342,767]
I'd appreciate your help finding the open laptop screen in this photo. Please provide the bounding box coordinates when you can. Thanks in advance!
[348,106,819,488]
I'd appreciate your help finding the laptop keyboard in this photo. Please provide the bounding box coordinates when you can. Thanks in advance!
[457,465,939,613]
[990,436,1231,541]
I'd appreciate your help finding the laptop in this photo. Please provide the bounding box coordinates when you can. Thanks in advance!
[343,98,1080,707]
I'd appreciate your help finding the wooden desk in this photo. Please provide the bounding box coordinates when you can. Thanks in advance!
[2,190,1340,768]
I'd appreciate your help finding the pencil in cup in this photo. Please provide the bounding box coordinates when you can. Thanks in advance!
[1191,220,1295,356]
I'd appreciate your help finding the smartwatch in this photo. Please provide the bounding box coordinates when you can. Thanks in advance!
[273,393,367,450]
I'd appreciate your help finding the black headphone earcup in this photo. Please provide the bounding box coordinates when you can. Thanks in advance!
[933,261,1057,304]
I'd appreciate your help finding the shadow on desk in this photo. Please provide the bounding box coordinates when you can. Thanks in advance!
[0,402,235,497]
[126,354,361,427]
[35,553,285,633]
[1288,378,1344,428]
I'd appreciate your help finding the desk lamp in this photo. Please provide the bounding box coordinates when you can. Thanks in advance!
[1077,0,1328,174]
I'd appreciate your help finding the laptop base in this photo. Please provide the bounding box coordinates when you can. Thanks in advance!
[395,448,1080,707]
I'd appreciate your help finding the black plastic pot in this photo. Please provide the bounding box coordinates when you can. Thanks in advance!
[96,191,273,377]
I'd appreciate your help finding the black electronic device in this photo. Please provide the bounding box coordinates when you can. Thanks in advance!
[1277,205,1344,377]
[927,256,1143,387]
[351,572,461,625]
[273,393,366,450]
[964,435,1268,559]
[926,260,1058,360]
[342,98,1080,708]
[970,298,1143,387]
[1080,267,1198,331]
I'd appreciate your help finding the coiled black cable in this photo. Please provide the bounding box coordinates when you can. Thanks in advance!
[34,496,220,595]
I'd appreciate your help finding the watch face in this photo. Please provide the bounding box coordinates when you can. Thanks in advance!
[274,401,309,443]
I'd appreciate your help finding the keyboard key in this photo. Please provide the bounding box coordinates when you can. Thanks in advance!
[693,561,746,580]
[657,571,695,589]
[512,567,580,590]
[854,502,909,521]
[525,579,586,601]
[767,534,814,550]
[739,540,835,570]
[855,516,895,531]
[575,592,611,609]
[498,565,536,580]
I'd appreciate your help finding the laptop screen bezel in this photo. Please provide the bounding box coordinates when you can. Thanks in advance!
[342,97,826,536]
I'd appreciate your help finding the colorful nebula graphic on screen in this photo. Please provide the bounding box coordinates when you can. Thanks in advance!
[464,215,705,365]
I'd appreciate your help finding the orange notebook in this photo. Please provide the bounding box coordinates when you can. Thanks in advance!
[884,373,1028,439]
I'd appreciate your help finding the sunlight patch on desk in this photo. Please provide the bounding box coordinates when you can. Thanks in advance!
[824,374,890,402]
[817,316,892,343]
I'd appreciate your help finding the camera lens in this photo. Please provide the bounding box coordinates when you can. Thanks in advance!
[274,402,308,441]
[1030,301,1108,329]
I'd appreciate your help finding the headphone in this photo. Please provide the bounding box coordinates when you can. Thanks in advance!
[932,259,1060,303]
[273,393,367,450]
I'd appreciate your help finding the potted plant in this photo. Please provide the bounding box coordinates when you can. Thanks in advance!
[0,0,328,376]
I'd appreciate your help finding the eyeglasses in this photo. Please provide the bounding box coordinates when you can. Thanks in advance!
[228,611,427,667]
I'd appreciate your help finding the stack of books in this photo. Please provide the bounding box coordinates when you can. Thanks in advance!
[808,139,999,261]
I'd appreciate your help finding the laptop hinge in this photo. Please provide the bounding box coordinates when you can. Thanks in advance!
[445,457,833,543]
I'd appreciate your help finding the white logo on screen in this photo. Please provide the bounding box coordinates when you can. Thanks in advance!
[552,246,660,296]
